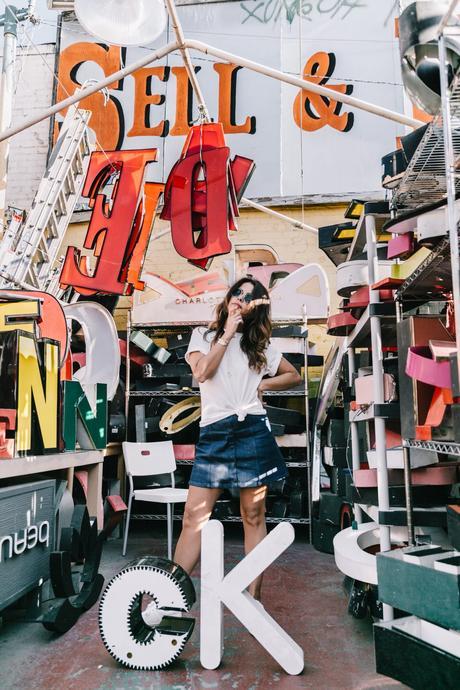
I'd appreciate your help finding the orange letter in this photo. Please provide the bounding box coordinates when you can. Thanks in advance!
[127,67,169,138]
[293,52,354,133]
[213,64,256,134]
[57,42,124,150]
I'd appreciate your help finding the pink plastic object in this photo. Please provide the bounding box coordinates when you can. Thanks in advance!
[355,374,396,405]
[384,215,418,235]
[406,346,452,389]
[354,465,458,488]
[74,470,88,498]
[106,495,128,512]
[327,312,357,336]
[387,232,414,259]
[342,285,394,311]
[429,340,457,360]
[173,444,196,461]
[248,263,303,290]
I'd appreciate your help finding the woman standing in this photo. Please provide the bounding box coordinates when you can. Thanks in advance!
[173,277,302,601]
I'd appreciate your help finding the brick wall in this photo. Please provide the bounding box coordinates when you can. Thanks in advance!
[5,45,55,213]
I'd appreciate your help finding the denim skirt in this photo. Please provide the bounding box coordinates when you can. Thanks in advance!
[189,414,287,489]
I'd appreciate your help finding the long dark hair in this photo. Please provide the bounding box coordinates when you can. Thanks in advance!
[208,277,272,372]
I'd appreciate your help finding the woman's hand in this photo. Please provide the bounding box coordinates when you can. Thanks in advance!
[257,380,267,404]
[224,303,243,339]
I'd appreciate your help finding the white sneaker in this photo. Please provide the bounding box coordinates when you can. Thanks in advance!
[142,601,183,628]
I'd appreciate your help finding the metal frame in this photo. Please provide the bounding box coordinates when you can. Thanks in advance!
[438,25,460,394]
[124,310,313,540]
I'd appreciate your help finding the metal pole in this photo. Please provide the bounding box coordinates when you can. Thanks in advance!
[302,305,312,543]
[365,213,393,621]
[242,198,317,233]
[185,40,424,130]
[347,346,362,524]
[125,309,131,443]
[437,0,460,36]
[395,299,415,546]
[439,33,460,394]
[164,0,210,121]
[0,5,18,233]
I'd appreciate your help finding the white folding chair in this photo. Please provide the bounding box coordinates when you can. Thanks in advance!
[122,440,188,560]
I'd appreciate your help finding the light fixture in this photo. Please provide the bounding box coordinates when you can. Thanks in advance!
[74,0,167,47]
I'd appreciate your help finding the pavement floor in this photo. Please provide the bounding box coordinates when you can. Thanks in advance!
[0,524,408,690]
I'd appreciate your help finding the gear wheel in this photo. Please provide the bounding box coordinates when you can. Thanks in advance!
[99,556,196,670]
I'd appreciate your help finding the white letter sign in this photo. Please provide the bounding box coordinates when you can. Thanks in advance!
[200,520,304,675]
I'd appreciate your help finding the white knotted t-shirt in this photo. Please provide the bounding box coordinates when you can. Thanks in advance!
[185,327,282,427]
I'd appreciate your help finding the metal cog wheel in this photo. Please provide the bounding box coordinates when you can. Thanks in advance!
[98,556,196,670]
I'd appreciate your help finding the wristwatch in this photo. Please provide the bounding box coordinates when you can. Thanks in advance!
[217,336,230,347]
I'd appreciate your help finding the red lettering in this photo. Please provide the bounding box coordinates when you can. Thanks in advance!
[60,150,158,295]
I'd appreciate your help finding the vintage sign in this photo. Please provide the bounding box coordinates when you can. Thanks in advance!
[161,122,254,269]
[60,150,162,295]
[98,521,303,674]
[132,254,329,324]
[56,1,403,200]
[99,556,196,670]
[41,505,105,633]
[0,480,55,611]
[0,293,118,455]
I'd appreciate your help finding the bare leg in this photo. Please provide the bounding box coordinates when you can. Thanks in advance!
[239,485,268,600]
[173,485,222,574]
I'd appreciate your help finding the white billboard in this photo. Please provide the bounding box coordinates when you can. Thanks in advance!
[57,0,404,201]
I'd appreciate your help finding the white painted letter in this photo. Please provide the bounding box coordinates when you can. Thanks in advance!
[13,529,27,555]
[27,525,38,549]
[0,535,13,562]
[200,520,304,675]
[38,520,50,547]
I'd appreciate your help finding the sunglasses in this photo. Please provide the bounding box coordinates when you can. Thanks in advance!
[231,287,254,304]
[231,287,269,306]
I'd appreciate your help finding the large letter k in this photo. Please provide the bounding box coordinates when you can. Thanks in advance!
[200,520,304,675]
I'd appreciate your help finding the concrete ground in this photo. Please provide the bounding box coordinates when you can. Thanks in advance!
[0,525,407,690]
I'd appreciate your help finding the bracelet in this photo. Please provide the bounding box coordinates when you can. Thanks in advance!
[217,337,230,347]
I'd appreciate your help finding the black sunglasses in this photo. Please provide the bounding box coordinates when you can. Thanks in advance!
[231,287,254,304]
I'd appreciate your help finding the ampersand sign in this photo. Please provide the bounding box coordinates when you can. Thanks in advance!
[293,52,354,133]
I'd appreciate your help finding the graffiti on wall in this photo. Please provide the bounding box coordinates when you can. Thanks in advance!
[240,0,369,26]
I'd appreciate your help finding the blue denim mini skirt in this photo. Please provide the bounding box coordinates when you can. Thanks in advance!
[189,414,287,489]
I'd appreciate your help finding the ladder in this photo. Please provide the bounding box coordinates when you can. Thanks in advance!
[0,103,96,291]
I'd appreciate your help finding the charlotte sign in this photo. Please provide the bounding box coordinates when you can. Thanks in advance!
[56,0,403,200]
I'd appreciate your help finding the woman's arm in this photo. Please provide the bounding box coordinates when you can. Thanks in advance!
[258,357,302,395]
[188,305,242,382]
[188,346,227,383]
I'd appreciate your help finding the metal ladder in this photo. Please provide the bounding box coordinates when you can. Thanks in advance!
[0,103,96,291]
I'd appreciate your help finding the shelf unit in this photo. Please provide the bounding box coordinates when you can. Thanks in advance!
[130,513,310,525]
[403,438,460,457]
[390,76,460,215]
[128,389,307,397]
[124,310,316,538]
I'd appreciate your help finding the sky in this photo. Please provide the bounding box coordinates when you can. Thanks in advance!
[0,0,58,47]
